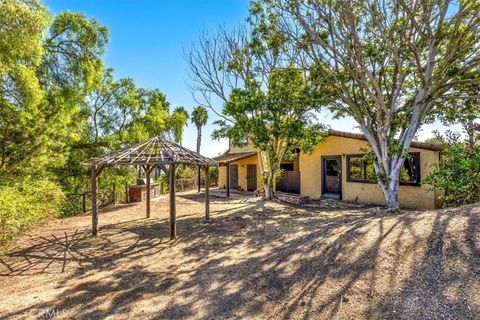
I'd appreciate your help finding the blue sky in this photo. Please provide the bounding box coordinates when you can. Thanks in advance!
[44,0,453,156]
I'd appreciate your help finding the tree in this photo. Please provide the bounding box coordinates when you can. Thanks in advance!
[0,0,50,175]
[216,67,327,198]
[191,106,209,192]
[187,26,329,199]
[256,0,480,209]
[0,0,108,177]
[137,89,171,139]
[170,106,189,144]
[425,131,480,206]
[433,70,480,148]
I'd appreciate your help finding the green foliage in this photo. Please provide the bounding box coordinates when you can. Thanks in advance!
[170,106,189,144]
[1,0,188,237]
[425,132,480,207]
[187,19,331,197]
[0,178,65,245]
[213,65,328,196]
[432,71,480,147]
[208,166,218,186]
[0,0,108,176]
[253,0,480,208]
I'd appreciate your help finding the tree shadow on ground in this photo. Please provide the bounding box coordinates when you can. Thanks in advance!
[1,195,479,319]
[366,205,480,319]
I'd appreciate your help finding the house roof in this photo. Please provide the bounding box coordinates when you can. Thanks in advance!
[328,130,443,151]
[214,130,441,165]
[82,136,218,167]
[212,151,257,165]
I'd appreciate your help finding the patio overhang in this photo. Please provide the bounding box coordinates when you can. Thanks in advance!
[212,151,257,166]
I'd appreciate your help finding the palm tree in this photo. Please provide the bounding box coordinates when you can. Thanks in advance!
[191,106,209,192]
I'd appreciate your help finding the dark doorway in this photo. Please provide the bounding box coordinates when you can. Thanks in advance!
[277,171,300,194]
[322,156,342,198]
[246,164,257,191]
[229,164,238,189]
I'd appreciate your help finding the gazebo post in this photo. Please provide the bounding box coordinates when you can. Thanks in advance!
[169,163,177,239]
[91,166,98,236]
[145,165,151,218]
[204,165,210,221]
[226,163,230,198]
[197,165,201,193]
[82,137,218,239]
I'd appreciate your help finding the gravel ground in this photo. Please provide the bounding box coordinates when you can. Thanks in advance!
[0,191,479,319]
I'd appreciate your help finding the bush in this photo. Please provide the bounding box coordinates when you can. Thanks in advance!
[425,133,480,207]
[0,178,65,245]
[209,166,219,186]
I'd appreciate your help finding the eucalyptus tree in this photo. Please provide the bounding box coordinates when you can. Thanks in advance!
[191,106,209,192]
[85,69,140,144]
[255,0,480,209]
[187,26,329,198]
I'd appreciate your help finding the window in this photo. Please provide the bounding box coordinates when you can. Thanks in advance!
[238,136,248,145]
[280,163,294,171]
[400,153,421,185]
[346,155,376,183]
[347,153,421,186]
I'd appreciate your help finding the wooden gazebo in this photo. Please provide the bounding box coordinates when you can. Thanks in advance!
[82,137,218,239]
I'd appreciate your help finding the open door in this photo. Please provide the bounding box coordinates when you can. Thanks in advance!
[322,156,342,199]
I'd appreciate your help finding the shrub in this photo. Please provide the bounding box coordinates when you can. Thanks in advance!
[0,178,65,245]
[208,166,218,186]
[425,133,480,207]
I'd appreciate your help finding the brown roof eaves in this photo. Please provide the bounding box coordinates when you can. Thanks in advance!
[212,151,257,165]
[328,130,442,151]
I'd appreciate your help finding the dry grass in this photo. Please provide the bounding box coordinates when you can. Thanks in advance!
[0,191,479,319]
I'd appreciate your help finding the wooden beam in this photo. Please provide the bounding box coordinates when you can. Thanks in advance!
[157,163,168,174]
[125,182,129,204]
[146,164,151,218]
[91,166,98,236]
[204,166,210,221]
[169,163,177,239]
[112,182,117,206]
[197,165,201,193]
[226,163,230,198]
[82,193,86,213]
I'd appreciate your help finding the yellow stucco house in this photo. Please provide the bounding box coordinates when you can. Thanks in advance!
[213,130,443,209]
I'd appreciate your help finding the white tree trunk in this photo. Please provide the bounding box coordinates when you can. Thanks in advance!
[260,145,288,200]
[360,124,409,211]
[381,174,401,211]
[264,170,274,200]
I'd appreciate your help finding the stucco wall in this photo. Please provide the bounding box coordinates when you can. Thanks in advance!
[299,135,442,209]
[228,138,257,153]
[217,155,299,191]
[218,155,261,190]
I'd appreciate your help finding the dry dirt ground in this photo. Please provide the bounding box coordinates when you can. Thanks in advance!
[0,191,479,320]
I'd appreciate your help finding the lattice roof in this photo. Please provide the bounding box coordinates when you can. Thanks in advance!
[82,137,218,167]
